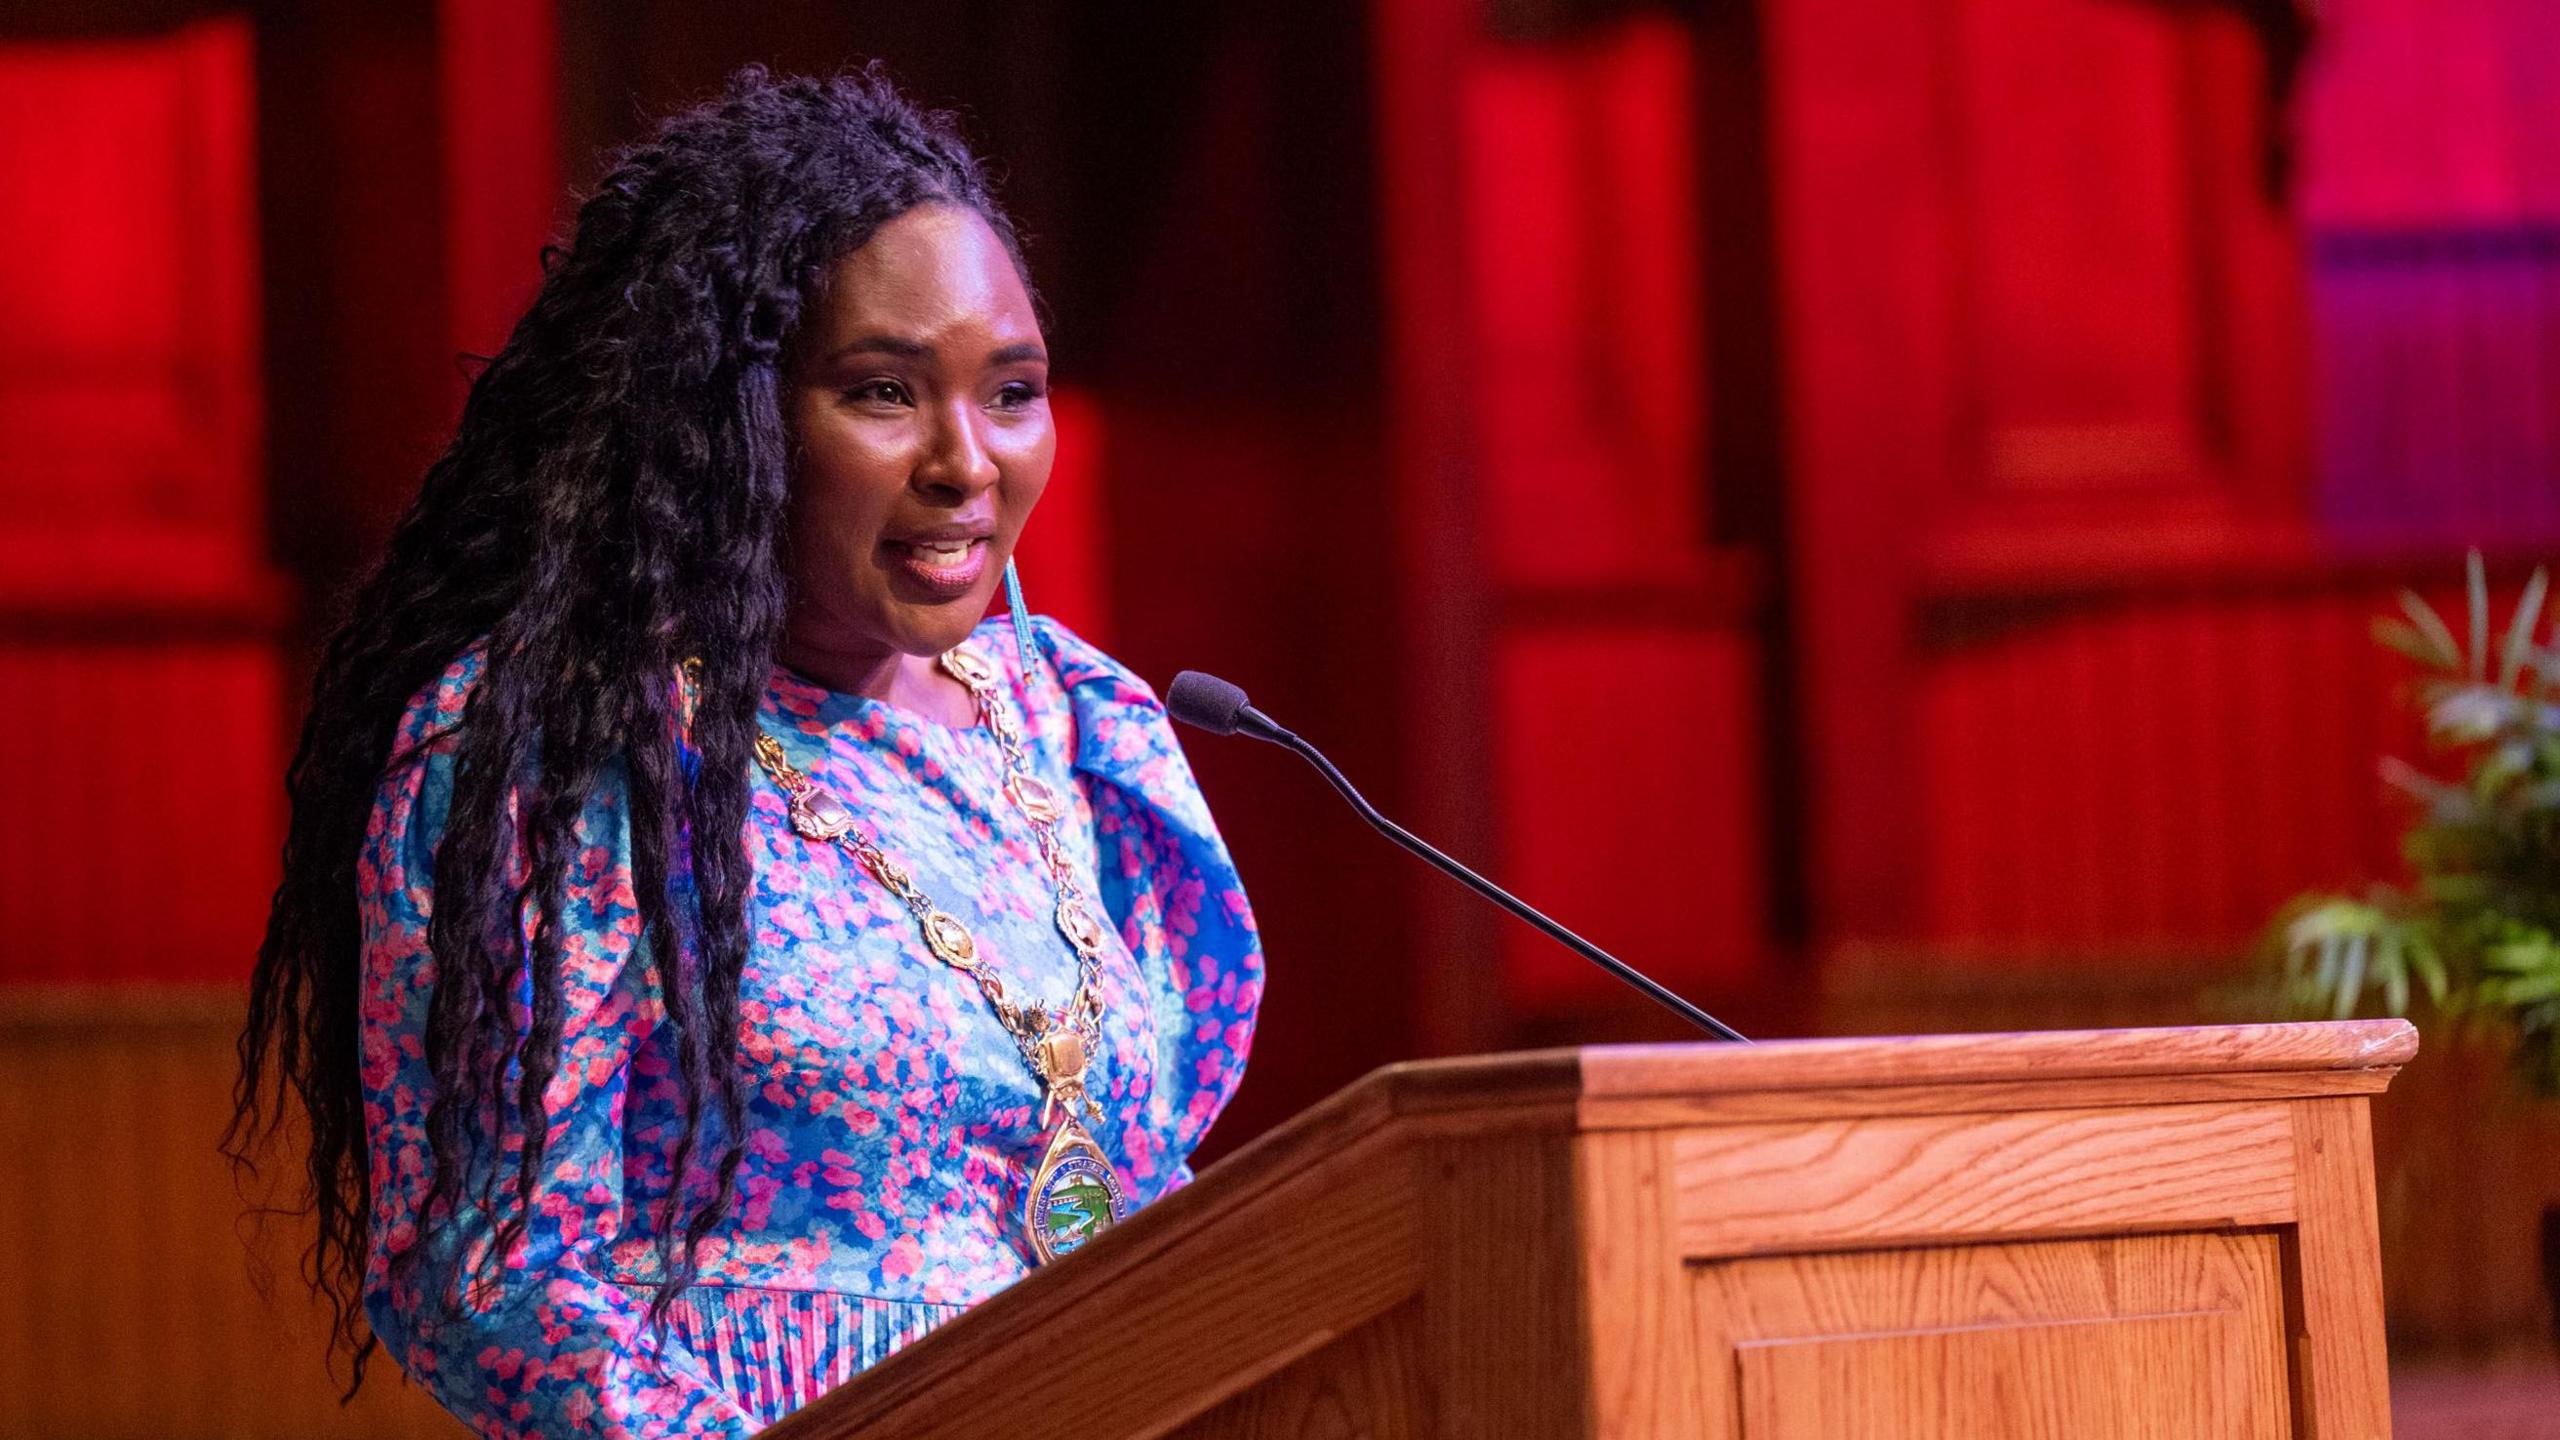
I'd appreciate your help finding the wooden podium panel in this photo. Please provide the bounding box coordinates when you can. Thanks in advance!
[766,1023,2410,1440]
[1710,1233,2294,1439]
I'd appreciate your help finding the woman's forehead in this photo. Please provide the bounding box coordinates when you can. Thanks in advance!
[810,205,1039,347]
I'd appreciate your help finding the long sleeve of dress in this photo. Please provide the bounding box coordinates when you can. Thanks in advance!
[355,656,761,1440]
[1033,619,1264,1178]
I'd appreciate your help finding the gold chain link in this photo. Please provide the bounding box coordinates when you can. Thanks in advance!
[747,651,1107,1104]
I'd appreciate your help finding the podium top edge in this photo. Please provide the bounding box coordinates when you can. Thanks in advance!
[1371,1019,2419,1112]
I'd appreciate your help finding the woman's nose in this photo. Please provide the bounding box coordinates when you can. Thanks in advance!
[915,400,1000,499]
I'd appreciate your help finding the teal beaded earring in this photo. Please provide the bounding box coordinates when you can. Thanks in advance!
[1004,557,1036,670]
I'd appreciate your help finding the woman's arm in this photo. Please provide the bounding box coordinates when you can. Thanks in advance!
[356,688,758,1440]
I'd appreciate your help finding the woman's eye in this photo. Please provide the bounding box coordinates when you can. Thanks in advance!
[845,379,910,406]
[992,380,1045,410]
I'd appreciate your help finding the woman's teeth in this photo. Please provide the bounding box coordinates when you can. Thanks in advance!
[909,540,977,570]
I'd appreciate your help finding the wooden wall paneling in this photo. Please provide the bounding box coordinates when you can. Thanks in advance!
[1909,570,2530,958]
[2311,228,2560,548]
[1769,0,2318,949]
[0,639,287,983]
[2301,0,2560,228]
[1461,19,1706,589]
[2190,14,2314,516]
[434,0,557,374]
[0,18,264,589]
[1451,15,1770,1022]
[1493,623,1766,1005]
[2302,0,2560,559]
[2364,1024,2560,1353]
[1914,590,2374,952]
[253,0,452,605]
[1004,386,1112,645]
[1923,0,2309,579]
[0,994,470,1438]
[1085,401,1419,1155]
[1764,0,1950,941]
[1951,0,2216,494]
[1373,0,1505,1058]
[0,20,292,987]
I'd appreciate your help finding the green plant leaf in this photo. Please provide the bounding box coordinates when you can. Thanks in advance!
[2499,567,2548,691]
[2411,930,2449,1007]
[2427,687,2520,744]
[2334,933,2369,1019]
[2469,549,2491,682]
[2397,589,2464,676]
[2284,897,2385,948]
[2484,928,2560,974]
[2261,554,2560,1086]
[2376,617,2458,669]
[2381,757,2461,811]
[2487,973,2560,1004]
[2475,738,2534,800]
[2380,931,2410,1014]
[2420,869,2489,908]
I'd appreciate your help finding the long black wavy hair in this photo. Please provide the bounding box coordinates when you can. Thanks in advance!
[228,66,1026,1383]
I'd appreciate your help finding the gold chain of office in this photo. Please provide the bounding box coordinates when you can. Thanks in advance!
[743,645,1127,1263]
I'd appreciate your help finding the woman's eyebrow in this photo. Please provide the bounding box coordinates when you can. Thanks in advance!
[823,334,931,363]
[816,337,1047,367]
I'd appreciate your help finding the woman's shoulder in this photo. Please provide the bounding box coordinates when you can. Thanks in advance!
[979,613,1158,709]
[973,614,1229,831]
[972,613,1174,752]
[385,644,489,771]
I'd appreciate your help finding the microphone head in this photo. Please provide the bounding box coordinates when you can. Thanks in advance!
[1166,671,1253,736]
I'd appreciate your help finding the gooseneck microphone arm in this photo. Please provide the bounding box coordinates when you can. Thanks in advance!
[1165,671,1748,1044]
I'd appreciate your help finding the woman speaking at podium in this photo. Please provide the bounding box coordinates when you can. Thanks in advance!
[232,69,1263,1439]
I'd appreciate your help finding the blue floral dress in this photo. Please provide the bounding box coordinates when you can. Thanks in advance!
[356,617,1263,1438]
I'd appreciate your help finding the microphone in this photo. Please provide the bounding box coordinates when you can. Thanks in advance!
[1165,670,1748,1043]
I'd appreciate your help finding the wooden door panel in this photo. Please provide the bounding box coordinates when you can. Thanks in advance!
[1770,0,2314,939]
[0,21,261,577]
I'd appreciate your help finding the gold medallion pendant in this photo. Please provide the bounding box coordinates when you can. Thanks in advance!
[1023,1026,1125,1263]
[1025,1117,1126,1263]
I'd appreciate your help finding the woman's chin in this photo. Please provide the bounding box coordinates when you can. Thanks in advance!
[877,593,997,658]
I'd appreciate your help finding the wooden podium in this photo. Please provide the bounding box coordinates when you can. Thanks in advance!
[766,1021,2413,1439]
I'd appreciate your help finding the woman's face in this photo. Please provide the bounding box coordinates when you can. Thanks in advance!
[780,203,1053,677]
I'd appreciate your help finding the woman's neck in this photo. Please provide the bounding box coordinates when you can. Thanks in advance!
[775,636,976,725]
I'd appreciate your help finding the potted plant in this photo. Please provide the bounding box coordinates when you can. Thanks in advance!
[2272,551,2558,1346]
[2277,555,2558,1076]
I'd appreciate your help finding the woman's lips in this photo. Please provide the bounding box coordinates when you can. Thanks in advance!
[881,537,989,600]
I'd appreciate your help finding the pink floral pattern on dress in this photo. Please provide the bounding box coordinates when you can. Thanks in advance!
[356,617,1263,1438]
